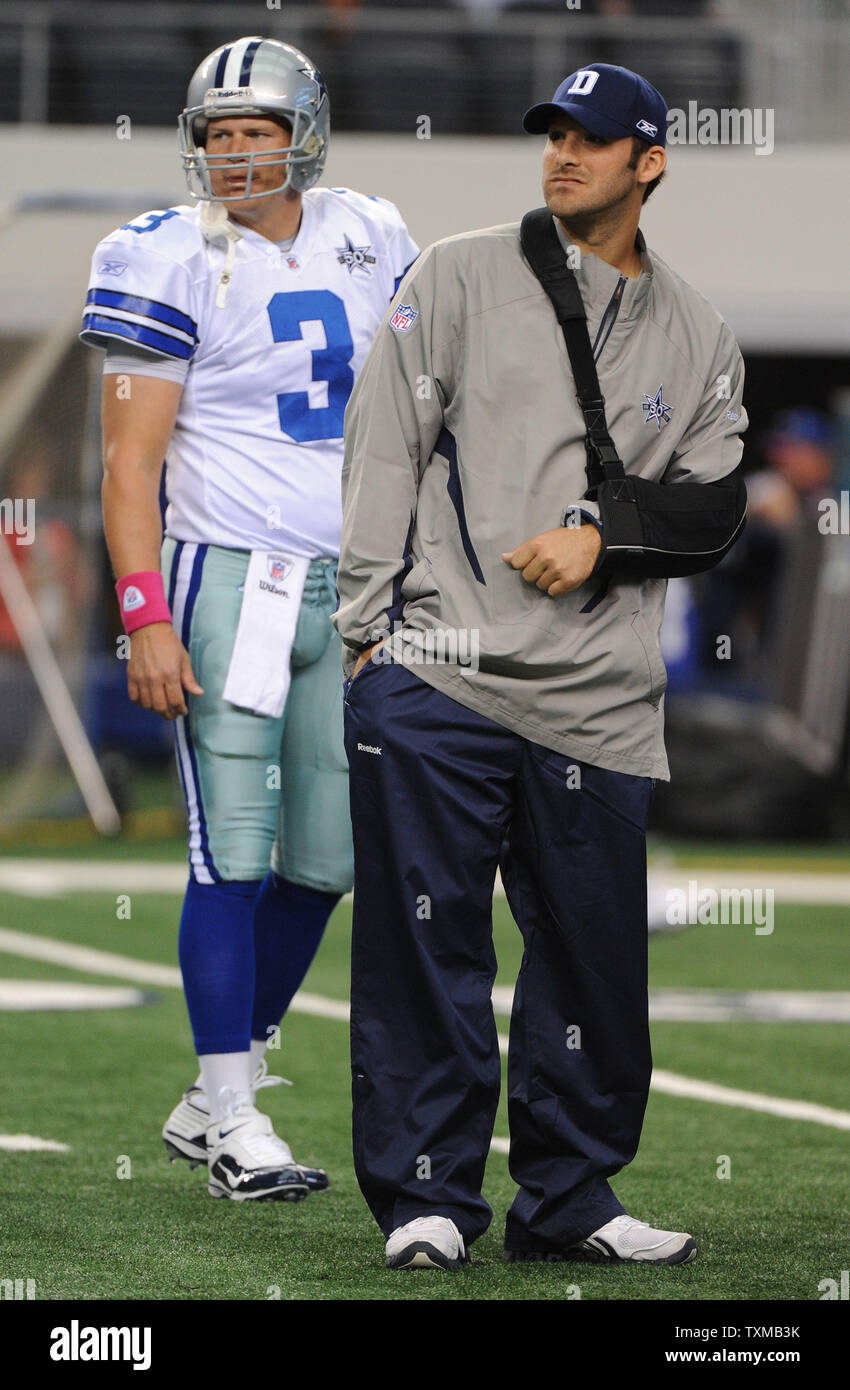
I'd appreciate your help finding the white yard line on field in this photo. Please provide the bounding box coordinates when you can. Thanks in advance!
[0,1134,70,1152]
[1,859,850,906]
[1,927,849,1133]
[0,860,189,897]
[650,1070,850,1131]
[0,928,181,987]
[0,980,151,1011]
[492,985,850,1024]
[289,991,351,1023]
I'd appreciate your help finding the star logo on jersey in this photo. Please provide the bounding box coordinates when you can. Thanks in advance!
[337,236,376,276]
[642,385,674,431]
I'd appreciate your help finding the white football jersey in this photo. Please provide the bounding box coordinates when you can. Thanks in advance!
[81,190,418,556]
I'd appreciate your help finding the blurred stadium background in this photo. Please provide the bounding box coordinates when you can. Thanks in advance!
[0,0,848,1304]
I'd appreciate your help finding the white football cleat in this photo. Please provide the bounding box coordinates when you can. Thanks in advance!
[385,1216,468,1271]
[206,1089,309,1202]
[505,1213,697,1265]
[162,1085,209,1169]
[162,1059,329,1191]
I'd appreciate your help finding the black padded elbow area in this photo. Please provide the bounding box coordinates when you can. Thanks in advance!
[594,466,747,579]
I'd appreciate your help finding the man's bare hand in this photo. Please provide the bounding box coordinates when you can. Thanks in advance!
[502,525,602,597]
[127,622,204,720]
[350,636,388,681]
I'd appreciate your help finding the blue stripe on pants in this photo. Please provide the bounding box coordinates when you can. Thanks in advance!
[181,546,220,884]
[343,657,652,1249]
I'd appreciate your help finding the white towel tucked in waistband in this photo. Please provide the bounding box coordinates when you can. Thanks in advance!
[222,550,310,718]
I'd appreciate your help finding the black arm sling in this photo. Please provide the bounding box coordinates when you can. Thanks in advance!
[519,207,625,501]
[519,207,747,582]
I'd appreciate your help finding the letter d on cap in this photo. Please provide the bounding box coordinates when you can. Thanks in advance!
[567,70,600,96]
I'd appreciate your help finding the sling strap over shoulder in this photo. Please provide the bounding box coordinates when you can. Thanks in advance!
[520,207,625,499]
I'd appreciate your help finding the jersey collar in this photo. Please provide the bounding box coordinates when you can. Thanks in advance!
[224,194,312,260]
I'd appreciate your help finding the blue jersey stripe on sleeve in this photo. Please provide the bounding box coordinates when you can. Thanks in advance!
[82,313,195,360]
[86,288,198,339]
[393,257,418,297]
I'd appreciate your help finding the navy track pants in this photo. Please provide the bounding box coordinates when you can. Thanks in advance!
[343,656,653,1252]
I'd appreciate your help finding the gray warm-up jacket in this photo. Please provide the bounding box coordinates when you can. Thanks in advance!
[331,219,747,779]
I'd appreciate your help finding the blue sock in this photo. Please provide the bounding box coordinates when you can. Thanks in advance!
[251,872,340,1042]
[178,878,261,1055]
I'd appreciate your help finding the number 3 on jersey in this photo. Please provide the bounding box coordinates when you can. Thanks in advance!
[267,291,354,442]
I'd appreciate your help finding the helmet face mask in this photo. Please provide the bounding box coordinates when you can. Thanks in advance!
[177,37,329,202]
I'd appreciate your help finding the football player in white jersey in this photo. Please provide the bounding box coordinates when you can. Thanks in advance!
[81,36,418,1202]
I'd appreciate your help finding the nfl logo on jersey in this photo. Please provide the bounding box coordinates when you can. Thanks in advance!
[390,303,419,334]
[267,556,291,582]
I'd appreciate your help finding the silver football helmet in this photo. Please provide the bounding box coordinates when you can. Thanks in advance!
[177,36,330,201]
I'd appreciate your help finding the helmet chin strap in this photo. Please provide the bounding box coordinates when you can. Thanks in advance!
[200,202,243,308]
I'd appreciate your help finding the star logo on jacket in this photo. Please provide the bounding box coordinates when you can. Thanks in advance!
[337,236,376,275]
[642,385,674,431]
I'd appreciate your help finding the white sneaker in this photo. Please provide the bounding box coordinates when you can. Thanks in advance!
[505,1213,697,1265]
[162,1059,329,1191]
[572,1214,697,1265]
[385,1216,468,1271]
[206,1089,309,1202]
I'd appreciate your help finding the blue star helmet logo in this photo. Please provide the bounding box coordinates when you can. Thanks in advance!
[299,64,327,106]
[642,384,674,431]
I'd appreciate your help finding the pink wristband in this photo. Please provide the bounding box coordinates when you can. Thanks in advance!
[116,570,172,635]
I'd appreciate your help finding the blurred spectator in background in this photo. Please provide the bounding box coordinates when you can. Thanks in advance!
[321,0,737,131]
[750,408,836,526]
[699,408,837,686]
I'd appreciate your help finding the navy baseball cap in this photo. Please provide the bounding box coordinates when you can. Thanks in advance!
[523,63,668,146]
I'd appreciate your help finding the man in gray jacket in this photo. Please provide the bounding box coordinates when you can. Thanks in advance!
[333,63,747,1272]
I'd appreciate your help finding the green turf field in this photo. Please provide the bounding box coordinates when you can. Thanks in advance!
[0,840,848,1302]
